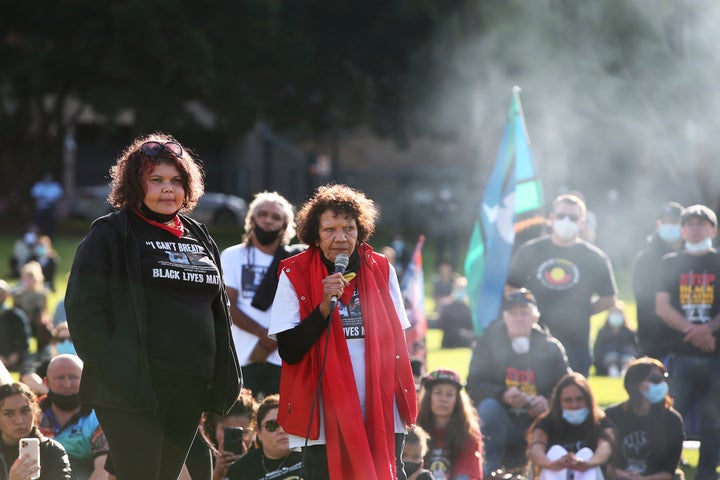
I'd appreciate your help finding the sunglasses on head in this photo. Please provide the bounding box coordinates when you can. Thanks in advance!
[140,141,183,158]
[263,419,280,432]
[555,213,580,222]
[646,372,669,384]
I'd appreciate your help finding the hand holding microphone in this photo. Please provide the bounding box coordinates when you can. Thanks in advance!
[328,253,350,312]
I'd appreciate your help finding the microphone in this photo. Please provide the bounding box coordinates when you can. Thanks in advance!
[329,253,350,312]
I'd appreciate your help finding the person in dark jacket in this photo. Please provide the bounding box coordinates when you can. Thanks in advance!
[0,382,71,480]
[64,132,242,480]
[467,289,571,476]
[631,202,684,360]
[592,302,638,377]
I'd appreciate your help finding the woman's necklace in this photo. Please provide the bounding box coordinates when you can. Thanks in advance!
[261,453,289,473]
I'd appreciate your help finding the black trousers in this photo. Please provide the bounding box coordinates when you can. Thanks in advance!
[95,370,209,480]
[303,432,407,480]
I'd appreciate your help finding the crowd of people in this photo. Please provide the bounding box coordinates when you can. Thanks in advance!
[1,131,718,480]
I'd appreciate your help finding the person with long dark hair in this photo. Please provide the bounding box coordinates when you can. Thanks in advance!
[0,382,71,479]
[527,373,613,480]
[604,357,684,480]
[416,369,483,480]
[65,132,241,479]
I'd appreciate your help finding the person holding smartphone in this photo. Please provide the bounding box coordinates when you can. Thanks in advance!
[226,394,302,479]
[0,382,71,479]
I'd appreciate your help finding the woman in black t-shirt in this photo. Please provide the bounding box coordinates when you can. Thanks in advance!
[527,373,614,480]
[65,133,241,480]
[605,358,684,480]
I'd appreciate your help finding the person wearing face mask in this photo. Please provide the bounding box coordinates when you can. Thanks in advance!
[527,373,614,480]
[592,302,638,377]
[604,357,684,480]
[467,288,571,476]
[631,202,684,361]
[38,354,110,480]
[506,194,618,376]
[220,191,305,400]
[402,426,434,480]
[656,204,720,480]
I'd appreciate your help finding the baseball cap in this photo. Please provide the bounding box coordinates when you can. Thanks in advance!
[422,369,464,391]
[680,204,717,228]
[502,288,538,310]
[656,202,683,221]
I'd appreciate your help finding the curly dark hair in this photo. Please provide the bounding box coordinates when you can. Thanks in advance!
[296,183,378,246]
[107,132,204,212]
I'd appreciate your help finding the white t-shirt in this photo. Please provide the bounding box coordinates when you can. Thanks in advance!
[269,261,410,448]
[220,243,281,366]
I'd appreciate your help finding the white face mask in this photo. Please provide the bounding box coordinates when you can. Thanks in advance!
[607,313,624,328]
[553,217,580,240]
[658,224,682,243]
[685,237,713,253]
[511,336,530,354]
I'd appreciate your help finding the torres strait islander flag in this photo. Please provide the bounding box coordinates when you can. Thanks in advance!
[464,86,544,335]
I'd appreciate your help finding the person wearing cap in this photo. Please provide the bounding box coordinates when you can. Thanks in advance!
[417,369,483,480]
[467,288,571,476]
[631,201,684,360]
[506,194,618,376]
[655,203,720,480]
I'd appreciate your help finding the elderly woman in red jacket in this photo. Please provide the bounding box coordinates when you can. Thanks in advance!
[269,183,417,480]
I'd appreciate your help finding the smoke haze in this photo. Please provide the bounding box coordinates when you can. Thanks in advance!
[427,0,720,262]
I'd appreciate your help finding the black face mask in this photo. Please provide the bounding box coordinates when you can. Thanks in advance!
[47,391,80,411]
[253,225,282,246]
[404,461,422,477]
[140,202,178,223]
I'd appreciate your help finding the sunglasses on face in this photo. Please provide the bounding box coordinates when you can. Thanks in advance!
[554,213,580,222]
[263,419,280,432]
[646,372,669,384]
[140,141,183,158]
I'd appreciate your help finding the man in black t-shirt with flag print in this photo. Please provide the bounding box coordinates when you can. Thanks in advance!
[506,194,617,376]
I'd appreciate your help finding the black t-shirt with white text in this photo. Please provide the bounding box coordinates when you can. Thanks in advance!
[131,213,220,377]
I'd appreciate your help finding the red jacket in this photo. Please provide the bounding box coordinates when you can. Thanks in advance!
[277,244,417,479]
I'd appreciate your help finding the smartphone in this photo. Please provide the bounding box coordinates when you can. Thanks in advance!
[19,438,40,480]
[224,427,245,455]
